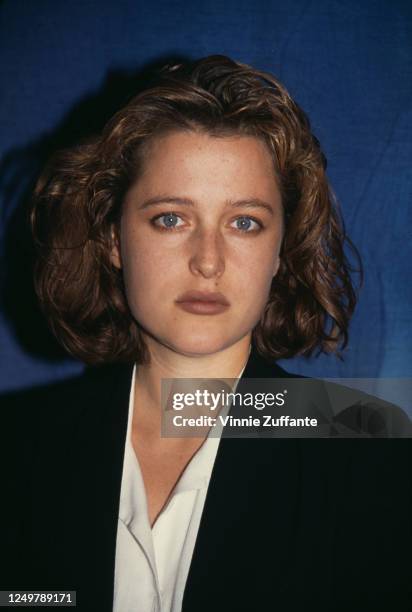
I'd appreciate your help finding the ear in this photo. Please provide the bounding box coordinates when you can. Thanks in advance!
[110,225,122,269]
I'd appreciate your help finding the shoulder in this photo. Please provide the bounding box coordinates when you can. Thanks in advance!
[245,348,411,438]
[283,371,411,439]
[0,362,133,454]
[0,361,133,411]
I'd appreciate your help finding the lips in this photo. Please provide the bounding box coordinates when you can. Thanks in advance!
[175,290,230,315]
[176,290,229,305]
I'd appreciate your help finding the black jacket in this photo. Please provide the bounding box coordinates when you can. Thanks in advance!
[0,346,411,611]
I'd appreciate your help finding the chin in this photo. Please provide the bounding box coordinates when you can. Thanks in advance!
[170,326,255,358]
[175,339,231,357]
[164,333,238,358]
[140,316,255,358]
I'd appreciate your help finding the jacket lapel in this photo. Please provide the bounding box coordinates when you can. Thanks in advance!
[182,347,303,610]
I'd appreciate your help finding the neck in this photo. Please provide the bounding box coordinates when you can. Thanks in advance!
[134,334,252,414]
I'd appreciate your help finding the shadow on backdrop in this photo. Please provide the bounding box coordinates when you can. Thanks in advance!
[1,53,191,363]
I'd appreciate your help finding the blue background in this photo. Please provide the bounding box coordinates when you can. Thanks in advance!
[1,0,411,395]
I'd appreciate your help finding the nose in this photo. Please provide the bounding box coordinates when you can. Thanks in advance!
[188,226,225,280]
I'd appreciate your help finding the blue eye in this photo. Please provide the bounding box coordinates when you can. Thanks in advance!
[152,212,183,229]
[232,216,262,232]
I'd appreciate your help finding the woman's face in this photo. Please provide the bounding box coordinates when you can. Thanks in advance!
[112,130,284,357]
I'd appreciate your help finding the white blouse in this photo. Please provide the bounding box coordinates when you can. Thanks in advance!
[113,356,248,612]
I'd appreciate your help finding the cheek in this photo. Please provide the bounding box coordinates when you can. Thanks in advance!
[120,236,181,312]
[244,267,274,309]
[239,246,278,289]
[238,249,278,314]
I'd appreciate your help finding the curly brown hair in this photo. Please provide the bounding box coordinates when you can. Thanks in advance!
[31,55,361,365]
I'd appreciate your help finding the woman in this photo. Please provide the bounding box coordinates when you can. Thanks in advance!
[1,55,410,611]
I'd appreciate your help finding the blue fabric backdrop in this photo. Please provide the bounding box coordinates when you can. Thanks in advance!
[1,1,411,396]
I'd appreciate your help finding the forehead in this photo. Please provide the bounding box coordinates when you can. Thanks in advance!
[128,129,281,204]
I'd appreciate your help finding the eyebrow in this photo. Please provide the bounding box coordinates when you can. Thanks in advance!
[138,195,275,215]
